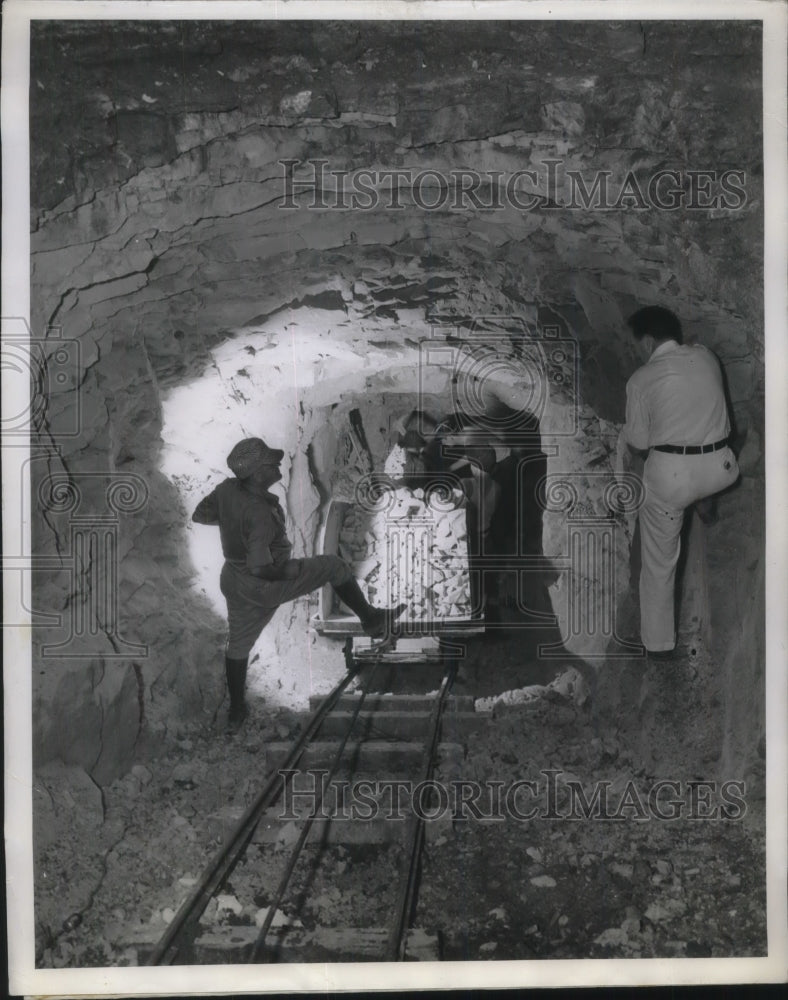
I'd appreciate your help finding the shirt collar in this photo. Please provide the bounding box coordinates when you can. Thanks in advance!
[649,339,680,361]
[240,481,280,503]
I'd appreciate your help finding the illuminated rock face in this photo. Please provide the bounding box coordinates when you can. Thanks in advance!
[27,20,764,785]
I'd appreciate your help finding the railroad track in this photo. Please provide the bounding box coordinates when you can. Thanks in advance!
[114,639,489,964]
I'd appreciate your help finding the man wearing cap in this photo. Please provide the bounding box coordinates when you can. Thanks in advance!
[193,438,405,726]
[620,306,739,657]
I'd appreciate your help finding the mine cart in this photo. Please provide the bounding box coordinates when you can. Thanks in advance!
[313,482,484,659]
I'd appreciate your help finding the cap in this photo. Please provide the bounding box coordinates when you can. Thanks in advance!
[227,438,285,478]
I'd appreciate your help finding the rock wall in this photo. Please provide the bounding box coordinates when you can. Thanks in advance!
[28,19,764,784]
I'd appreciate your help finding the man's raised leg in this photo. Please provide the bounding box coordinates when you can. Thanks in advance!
[266,555,406,638]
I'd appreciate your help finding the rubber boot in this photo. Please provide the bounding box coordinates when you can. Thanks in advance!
[333,579,406,639]
[225,656,249,729]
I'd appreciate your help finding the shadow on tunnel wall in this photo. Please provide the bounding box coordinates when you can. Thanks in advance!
[31,442,232,785]
[417,403,598,698]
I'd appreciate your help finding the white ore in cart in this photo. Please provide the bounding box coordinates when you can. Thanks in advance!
[315,486,476,636]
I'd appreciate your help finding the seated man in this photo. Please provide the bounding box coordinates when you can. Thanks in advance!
[193,437,405,727]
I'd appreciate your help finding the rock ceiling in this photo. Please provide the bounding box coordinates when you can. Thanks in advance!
[27,18,765,780]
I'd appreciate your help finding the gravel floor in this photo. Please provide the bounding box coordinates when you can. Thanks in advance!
[34,651,766,968]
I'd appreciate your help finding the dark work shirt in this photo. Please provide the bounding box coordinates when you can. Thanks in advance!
[192,479,292,572]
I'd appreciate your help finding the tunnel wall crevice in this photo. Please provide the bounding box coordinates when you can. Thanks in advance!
[28,19,765,784]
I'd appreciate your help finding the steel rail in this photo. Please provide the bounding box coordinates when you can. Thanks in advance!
[146,663,359,965]
[248,660,380,963]
[385,658,458,961]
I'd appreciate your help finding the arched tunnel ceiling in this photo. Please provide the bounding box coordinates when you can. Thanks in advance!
[31,17,764,415]
[30,19,762,215]
[25,16,767,782]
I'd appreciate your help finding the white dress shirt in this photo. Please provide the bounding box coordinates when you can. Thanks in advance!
[623,340,730,450]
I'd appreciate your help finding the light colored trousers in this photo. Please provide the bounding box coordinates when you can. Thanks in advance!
[639,446,739,650]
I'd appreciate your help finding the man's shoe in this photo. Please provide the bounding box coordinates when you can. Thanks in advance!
[361,603,407,639]
[362,604,407,639]
[333,580,407,640]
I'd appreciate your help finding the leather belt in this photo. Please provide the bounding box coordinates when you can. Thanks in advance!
[653,439,728,455]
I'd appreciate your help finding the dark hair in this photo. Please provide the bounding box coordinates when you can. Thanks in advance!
[626,306,683,345]
[398,429,427,451]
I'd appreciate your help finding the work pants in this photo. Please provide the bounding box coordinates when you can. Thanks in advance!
[220,555,354,658]
[639,446,738,651]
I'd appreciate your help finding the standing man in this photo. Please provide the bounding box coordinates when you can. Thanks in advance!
[620,306,739,657]
[193,438,405,726]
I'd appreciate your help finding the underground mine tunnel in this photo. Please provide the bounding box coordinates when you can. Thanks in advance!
[24,16,768,968]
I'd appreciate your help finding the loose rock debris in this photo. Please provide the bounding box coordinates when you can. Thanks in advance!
[34,675,766,968]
